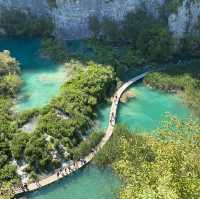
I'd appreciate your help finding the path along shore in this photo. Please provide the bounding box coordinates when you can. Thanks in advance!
[14,72,148,195]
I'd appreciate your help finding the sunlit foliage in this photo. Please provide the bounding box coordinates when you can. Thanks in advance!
[95,115,200,199]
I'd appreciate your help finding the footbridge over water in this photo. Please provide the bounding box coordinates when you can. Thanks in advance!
[15,72,148,195]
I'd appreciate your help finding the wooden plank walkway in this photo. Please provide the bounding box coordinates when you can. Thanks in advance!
[14,72,148,195]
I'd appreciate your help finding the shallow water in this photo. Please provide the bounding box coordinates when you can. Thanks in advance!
[2,38,191,199]
[97,84,191,132]
[22,166,120,199]
[0,37,67,110]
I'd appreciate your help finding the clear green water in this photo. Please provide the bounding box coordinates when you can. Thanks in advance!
[1,38,191,199]
[0,37,67,111]
[23,82,191,199]
[22,166,120,199]
[97,84,191,132]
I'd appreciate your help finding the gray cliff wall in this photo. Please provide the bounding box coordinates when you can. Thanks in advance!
[52,0,145,39]
[0,0,199,40]
[168,0,200,38]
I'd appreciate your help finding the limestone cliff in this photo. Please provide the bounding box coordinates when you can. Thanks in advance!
[0,0,199,40]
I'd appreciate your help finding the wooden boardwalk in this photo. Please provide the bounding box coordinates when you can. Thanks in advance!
[15,72,148,195]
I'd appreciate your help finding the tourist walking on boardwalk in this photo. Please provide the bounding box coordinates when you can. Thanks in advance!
[21,184,25,192]
[35,180,41,187]
[57,172,59,178]
[23,183,29,191]
[114,95,118,105]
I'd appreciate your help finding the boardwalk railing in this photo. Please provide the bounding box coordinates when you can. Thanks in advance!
[14,72,148,195]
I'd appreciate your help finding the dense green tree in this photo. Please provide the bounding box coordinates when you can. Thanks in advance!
[100,17,121,43]
[10,132,30,160]
[95,116,200,199]
[136,24,173,62]
[88,9,174,76]
[24,133,52,171]
[71,132,103,160]
[0,164,17,182]
[121,10,153,45]
[0,9,53,37]
[0,51,21,96]
[41,37,69,63]
[0,182,15,199]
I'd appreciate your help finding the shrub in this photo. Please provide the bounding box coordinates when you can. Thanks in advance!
[52,159,61,169]
[71,132,104,160]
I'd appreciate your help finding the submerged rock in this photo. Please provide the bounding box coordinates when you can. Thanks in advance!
[120,90,136,103]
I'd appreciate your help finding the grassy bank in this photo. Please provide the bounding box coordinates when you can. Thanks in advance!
[144,60,200,116]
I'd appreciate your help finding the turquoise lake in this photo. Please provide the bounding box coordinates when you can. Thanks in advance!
[24,166,120,199]
[0,38,192,199]
[0,37,67,110]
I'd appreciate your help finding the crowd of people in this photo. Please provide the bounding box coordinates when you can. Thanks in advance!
[14,146,99,195]
[13,182,29,193]
[14,158,89,193]
[56,159,87,178]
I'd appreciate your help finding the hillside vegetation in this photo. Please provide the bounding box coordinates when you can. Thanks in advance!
[0,51,22,199]
[0,52,117,198]
[95,116,200,199]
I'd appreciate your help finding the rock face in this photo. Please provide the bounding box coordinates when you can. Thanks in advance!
[168,0,200,39]
[0,0,199,40]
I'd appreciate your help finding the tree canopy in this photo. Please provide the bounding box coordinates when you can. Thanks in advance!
[95,115,200,199]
